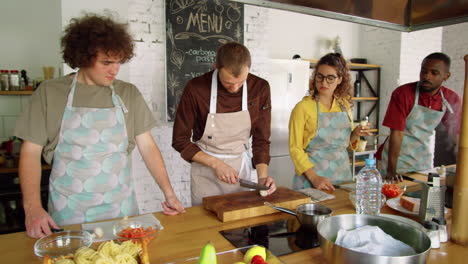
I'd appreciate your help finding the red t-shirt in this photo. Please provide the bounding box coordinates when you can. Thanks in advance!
[376,82,462,159]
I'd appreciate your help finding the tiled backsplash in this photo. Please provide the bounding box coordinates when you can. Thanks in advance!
[0,95,30,142]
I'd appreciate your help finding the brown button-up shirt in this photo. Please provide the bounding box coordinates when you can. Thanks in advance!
[172,70,271,166]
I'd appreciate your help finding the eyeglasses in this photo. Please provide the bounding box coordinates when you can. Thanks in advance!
[315,73,338,84]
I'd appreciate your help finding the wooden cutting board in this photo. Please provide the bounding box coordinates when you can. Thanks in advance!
[202,187,311,222]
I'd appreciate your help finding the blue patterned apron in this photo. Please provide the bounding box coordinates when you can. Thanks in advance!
[48,73,138,226]
[380,83,453,176]
[293,97,353,189]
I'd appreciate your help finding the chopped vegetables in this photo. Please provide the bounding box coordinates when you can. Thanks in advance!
[117,226,158,243]
[382,184,404,199]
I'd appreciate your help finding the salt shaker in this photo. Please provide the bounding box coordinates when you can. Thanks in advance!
[424,221,440,248]
[433,217,448,243]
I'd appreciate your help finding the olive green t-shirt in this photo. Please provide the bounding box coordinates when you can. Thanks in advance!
[14,74,156,164]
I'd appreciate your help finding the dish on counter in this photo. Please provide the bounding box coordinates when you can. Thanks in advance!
[386,197,419,215]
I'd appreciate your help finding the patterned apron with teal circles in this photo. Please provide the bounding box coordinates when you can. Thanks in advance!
[380,83,453,176]
[48,73,138,226]
[293,97,353,190]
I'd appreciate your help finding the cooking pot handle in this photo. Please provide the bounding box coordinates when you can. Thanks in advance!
[264,202,297,216]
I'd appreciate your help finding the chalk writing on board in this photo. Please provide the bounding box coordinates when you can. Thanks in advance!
[166,0,244,121]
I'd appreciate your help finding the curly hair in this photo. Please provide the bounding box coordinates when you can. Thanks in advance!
[309,53,352,104]
[61,13,134,69]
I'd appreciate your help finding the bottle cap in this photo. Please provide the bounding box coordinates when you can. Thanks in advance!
[432,217,447,225]
[424,221,439,230]
[365,153,375,166]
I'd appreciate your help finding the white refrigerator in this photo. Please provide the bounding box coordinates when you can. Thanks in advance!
[265,59,310,189]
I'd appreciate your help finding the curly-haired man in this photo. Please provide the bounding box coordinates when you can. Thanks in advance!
[15,13,185,238]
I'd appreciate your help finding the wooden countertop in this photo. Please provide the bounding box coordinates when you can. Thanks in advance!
[0,182,467,263]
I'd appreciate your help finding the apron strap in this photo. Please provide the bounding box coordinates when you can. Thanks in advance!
[209,69,248,113]
[440,89,454,114]
[66,71,128,113]
[315,95,352,123]
[416,82,453,114]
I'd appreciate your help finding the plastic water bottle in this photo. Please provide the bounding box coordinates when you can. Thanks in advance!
[356,154,382,215]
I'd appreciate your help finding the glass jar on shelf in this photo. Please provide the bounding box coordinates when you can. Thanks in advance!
[0,70,9,91]
[9,70,20,91]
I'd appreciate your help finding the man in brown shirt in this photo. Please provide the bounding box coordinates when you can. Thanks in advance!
[172,42,277,205]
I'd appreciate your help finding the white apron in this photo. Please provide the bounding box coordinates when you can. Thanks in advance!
[191,70,256,205]
[48,73,138,226]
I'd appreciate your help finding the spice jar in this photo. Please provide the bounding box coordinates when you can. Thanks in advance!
[9,70,20,91]
[433,217,448,243]
[0,70,9,91]
[424,220,440,248]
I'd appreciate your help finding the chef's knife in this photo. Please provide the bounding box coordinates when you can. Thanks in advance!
[239,179,269,190]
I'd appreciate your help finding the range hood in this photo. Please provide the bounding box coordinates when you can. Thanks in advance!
[233,0,468,31]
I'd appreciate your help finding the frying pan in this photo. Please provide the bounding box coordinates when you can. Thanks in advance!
[264,202,332,232]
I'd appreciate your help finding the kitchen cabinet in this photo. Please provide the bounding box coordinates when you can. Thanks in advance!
[0,165,51,234]
[306,59,381,177]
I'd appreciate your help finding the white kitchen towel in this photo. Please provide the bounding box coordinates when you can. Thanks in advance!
[298,188,335,202]
[81,213,163,242]
[335,225,416,256]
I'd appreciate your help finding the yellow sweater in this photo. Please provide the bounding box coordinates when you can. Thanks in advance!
[289,96,356,175]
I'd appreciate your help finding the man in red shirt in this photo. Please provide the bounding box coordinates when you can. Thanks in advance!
[377,52,462,180]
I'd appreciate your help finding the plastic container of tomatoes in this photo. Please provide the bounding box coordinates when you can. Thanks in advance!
[381,183,405,199]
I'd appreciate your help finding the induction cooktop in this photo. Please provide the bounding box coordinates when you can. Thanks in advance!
[219,217,320,256]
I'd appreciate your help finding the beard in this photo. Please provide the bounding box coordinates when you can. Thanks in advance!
[419,81,439,93]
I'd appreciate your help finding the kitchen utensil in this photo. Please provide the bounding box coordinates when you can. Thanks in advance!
[34,230,93,258]
[379,214,425,231]
[239,179,269,190]
[317,214,431,264]
[203,187,310,222]
[264,202,332,232]
[419,178,446,222]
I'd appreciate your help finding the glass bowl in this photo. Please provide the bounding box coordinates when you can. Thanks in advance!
[113,218,161,243]
[34,230,93,258]
[348,191,386,209]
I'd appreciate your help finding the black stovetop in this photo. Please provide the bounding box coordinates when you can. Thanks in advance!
[219,217,320,256]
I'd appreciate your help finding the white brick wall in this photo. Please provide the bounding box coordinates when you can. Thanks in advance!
[127,0,191,213]
[360,26,402,137]
[399,27,443,85]
[442,22,468,96]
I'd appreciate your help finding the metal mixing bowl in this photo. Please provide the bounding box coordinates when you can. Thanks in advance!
[317,214,431,264]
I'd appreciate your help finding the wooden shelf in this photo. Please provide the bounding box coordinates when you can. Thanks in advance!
[352,97,378,101]
[350,158,366,167]
[0,91,33,95]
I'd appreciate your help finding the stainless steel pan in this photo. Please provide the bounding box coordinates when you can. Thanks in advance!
[317,214,431,264]
[264,202,332,232]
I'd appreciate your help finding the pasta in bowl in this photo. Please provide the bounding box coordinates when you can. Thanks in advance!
[40,240,146,264]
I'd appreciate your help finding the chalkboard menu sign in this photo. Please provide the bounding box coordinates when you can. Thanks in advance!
[165,0,244,121]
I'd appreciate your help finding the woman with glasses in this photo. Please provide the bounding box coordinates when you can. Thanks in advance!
[289,53,372,191]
